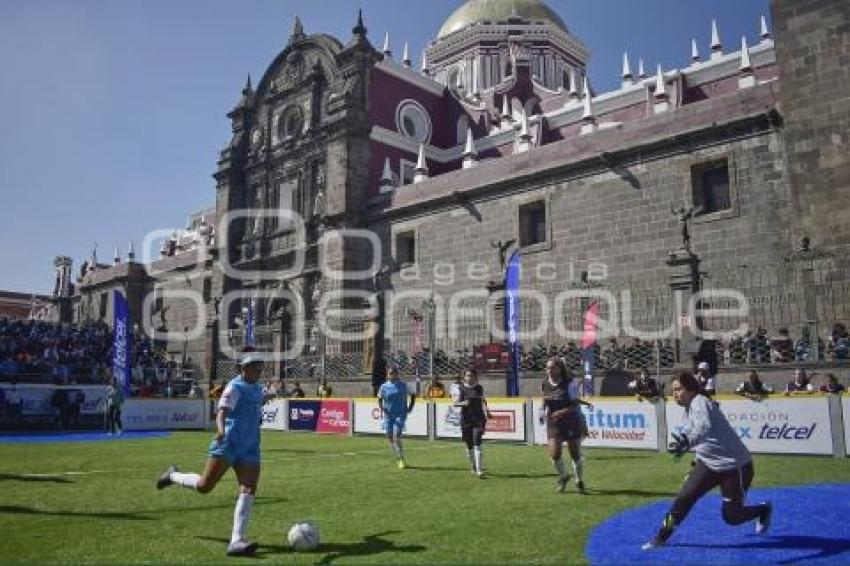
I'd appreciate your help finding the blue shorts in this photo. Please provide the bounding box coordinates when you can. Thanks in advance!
[384,415,406,438]
[208,437,261,467]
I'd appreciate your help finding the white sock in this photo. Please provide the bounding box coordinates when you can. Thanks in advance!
[572,458,584,482]
[170,472,200,490]
[231,493,255,544]
[552,458,567,479]
[473,447,482,472]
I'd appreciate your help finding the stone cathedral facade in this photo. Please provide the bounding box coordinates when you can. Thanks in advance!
[66,0,850,384]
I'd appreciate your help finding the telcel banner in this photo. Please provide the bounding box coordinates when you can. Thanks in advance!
[123,399,207,430]
[353,400,428,436]
[261,400,287,431]
[532,398,658,449]
[434,400,526,442]
[665,397,833,456]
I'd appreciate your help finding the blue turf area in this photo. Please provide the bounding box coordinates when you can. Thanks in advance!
[0,431,171,443]
[587,484,850,565]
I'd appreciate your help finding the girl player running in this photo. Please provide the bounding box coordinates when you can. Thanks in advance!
[541,357,593,493]
[453,368,492,477]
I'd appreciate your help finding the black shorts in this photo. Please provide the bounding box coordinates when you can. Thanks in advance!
[547,409,584,441]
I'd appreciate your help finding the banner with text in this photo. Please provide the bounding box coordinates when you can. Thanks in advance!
[532,398,658,449]
[665,397,833,455]
[123,399,207,430]
[843,396,850,457]
[316,400,351,435]
[352,400,428,436]
[261,399,287,431]
[434,400,526,442]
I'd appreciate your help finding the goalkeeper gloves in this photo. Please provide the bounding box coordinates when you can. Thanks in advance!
[667,432,690,459]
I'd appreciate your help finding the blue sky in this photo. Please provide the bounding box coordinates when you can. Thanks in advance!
[0,0,770,294]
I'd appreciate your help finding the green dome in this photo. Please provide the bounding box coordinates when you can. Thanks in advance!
[437,0,569,39]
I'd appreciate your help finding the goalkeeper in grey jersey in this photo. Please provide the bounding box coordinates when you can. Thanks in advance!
[642,371,773,550]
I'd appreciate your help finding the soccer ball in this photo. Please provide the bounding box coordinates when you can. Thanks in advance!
[287,521,320,551]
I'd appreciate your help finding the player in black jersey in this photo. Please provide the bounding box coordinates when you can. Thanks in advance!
[542,357,593,493]
[453,368,492,477]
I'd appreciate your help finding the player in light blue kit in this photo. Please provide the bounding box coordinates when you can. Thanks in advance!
[155,354,272,557]
[378,365,416,469]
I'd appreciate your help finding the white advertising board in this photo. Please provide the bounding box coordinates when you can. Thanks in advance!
[843,396,850,457]
[352,399,428,436]
[2,384,108,416]
[531,398,658,449]
[261,399,287,431]
[434,400,526,442]
[123,399,208,430]
[665,397,833,456]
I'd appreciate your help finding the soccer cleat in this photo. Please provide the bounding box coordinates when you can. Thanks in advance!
[576,480,587,494]
[226,540,258,556]
[756,502,773,535]
[476,469,485,478]
[397,459,406,470]
[641,537,666,551]
[156,465,177,490]
[557,475,571,493]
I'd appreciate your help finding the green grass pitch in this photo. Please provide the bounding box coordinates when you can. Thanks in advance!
[1,432,847,564]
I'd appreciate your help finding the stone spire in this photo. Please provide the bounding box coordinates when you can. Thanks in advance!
[380,157,395,193]
[710,19,723,60]
[236,74,253,108]
[348,9,368,46]
[638,58,646,80]
[127,241,135,262]
[113,245,121,266]
[568,68,579,102]
[622,52,633,88]
[739,36,756,89]
[402,42,411,67]
[691,38,700,63]
[501,95,512,126]
[420,49,429,75]
[580,77,596,135]
[290,15,305,44]
[653,64,669,113]
[414,144,429,183]
[515,108,532,153]
[382,31,391,57]
[760,15,771,42]
[462,127,478,169]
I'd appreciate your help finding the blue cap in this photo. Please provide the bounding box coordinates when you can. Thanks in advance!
[239,354,264,367]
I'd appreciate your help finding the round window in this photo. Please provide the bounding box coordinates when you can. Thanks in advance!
[395,101,431,145]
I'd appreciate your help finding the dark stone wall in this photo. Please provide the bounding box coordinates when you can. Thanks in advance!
[774,0,850,253]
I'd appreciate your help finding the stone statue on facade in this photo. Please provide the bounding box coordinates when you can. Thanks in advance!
[671,205,699,254]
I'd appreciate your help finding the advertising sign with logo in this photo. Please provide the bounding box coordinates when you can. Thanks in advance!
[352,400,428,436]
[435,400,526,442]
[288,400,321,432]
[842,396,850,457]
[665,397,833,455]
[123,399,207,430]
[7,385,108,416]
[261,399,287,431]
[532,398,659,450]
[316,400,351,435]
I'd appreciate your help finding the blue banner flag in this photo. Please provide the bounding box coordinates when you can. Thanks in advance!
[112,290,132,394]
[505,250,522,397]
[245,298,256,348]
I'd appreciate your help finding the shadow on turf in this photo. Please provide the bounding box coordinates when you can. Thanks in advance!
[0,473,73,483]
[263,448,316,454]
[672,534,850,564]
[0,505,151,521]
[199,531,427,563]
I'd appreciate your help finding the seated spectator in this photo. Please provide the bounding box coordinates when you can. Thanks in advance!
[628,368,660,402]
[316,378,333,398]
[736,370,773,400]
[771,328,794,363]
[424,377,447,399]
[695,362,716,397]
[745,328,771,363]
[188,381,204,399]
[290,381,306,398]
[818,373,846,394]
[828,323,849,360]
[784,368,814,395]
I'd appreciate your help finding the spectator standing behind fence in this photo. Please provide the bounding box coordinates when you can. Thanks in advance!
[818,373,845,394]
[316,378,332,398]
[629,368,660,402]
[771,328,794,363]
[424,376,447,399]
[105,379,124,435]
[695,362,716,397]
[289,381,305,398]
[784,368,814,395]
[736,371,773,401]
[828,323,849,360]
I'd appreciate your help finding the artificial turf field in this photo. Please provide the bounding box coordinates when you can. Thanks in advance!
[1,431,848,565]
